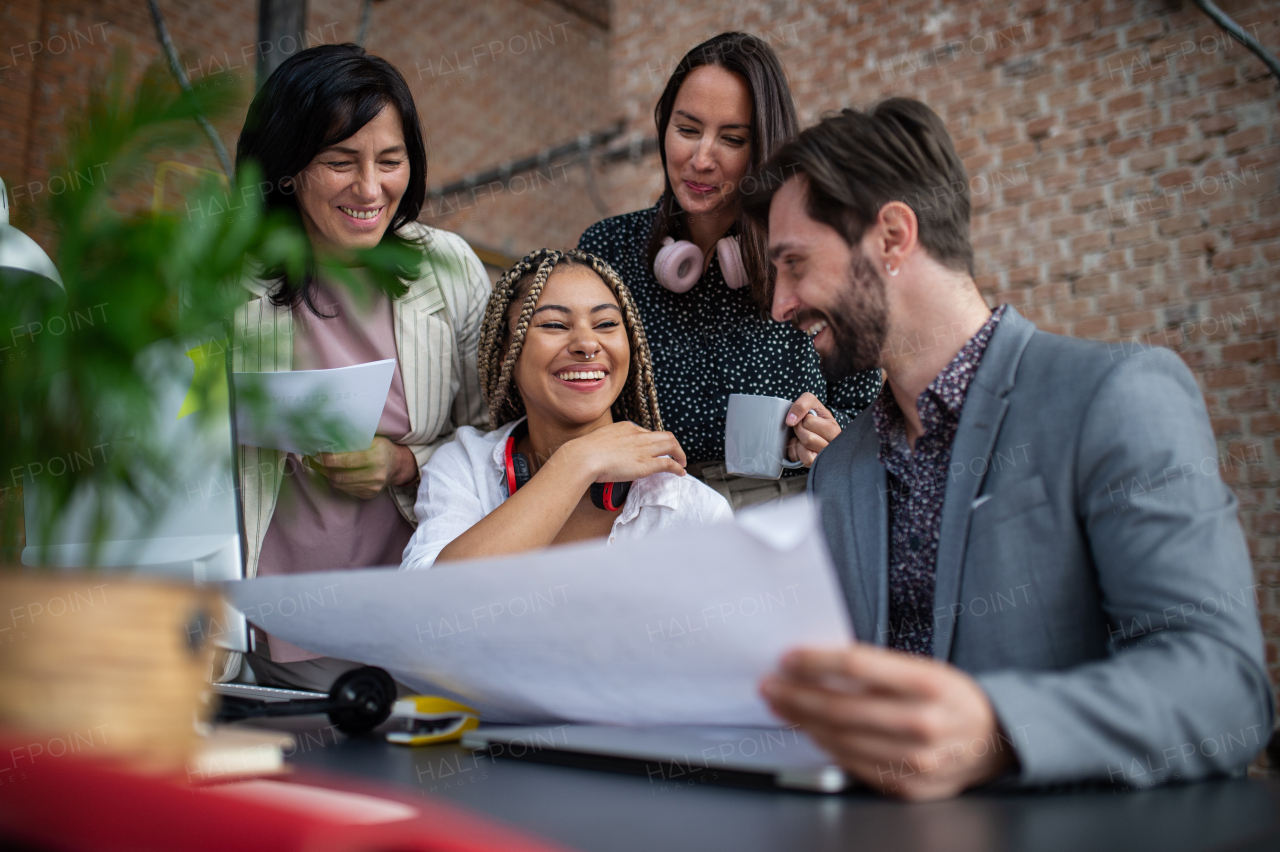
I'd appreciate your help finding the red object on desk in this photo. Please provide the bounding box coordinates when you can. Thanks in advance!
[0,738,574,852]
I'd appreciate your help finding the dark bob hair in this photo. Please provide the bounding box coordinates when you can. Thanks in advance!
[646,32,799,311]
[235,43,428,315]
[744,98,974,277]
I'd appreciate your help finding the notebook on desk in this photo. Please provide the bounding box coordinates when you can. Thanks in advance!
[462,724,849,793]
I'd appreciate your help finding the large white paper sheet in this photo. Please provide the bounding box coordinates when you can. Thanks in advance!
[233,360,395,455]
[226,498,854,726]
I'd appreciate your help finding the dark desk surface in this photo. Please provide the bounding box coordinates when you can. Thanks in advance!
[262,716,1280,852]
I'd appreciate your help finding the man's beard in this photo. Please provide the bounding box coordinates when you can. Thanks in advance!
[798,248,889,381]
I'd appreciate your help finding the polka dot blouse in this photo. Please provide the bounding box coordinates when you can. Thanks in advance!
[579,204,883,468]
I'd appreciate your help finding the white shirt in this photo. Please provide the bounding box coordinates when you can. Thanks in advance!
[401,419,734,570]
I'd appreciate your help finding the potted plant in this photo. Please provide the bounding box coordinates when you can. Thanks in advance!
[0,52,409,772]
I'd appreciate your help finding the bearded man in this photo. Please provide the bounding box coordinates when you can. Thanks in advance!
[747,98,1271,799]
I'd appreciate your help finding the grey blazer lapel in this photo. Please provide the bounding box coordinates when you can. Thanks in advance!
[849,450,889,645]
[932,308,1036,660]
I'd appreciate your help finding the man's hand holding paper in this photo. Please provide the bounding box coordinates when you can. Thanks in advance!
[760,644,1015,800]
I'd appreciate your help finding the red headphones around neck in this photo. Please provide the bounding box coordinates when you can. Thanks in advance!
[504,421,630,512]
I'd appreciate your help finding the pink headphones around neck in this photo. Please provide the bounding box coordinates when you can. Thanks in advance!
[654,235,746,293]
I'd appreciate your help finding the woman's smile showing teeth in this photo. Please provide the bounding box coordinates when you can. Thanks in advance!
[552,363,610,394]
[339,205,381,220]
[555,370,607,381]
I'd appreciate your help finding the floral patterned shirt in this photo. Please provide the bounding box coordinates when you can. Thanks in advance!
[873,305,1007,655]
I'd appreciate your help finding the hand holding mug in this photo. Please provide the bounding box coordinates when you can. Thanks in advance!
[785,393,842,467]
[726,392,840,478]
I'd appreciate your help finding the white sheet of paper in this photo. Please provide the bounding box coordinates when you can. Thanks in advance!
[233,360,395,455]
[226,498,854,726]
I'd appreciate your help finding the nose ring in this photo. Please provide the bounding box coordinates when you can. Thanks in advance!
[584,352,596,360]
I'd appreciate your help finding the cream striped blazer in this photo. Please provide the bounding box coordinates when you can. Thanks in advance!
[231,223,490,579]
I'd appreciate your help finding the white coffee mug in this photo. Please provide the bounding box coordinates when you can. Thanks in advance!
[724,393,808,479]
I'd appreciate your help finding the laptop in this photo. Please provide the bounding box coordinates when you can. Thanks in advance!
[461,724,848,793]
[21,327,251,654]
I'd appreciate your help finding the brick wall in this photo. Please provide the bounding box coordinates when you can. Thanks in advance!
[0,2,45,192]
[3,0,1279,719]
[595,0,1280,715]
[325,0,611,258]
[0,0,608,255]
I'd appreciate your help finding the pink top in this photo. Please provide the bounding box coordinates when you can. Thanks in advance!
[257,278,415,662]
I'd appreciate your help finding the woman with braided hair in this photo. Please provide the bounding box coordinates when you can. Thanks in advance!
[401,249,732,569]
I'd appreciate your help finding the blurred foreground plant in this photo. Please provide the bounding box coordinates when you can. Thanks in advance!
[0,51,419,564]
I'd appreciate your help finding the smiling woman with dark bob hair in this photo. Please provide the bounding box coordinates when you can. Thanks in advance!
[225,43,490,691]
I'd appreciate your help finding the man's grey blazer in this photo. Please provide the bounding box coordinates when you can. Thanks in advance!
[809,307,1273,788]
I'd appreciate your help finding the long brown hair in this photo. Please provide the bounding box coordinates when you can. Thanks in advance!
[479,249,663,432]
[646,32,800,310]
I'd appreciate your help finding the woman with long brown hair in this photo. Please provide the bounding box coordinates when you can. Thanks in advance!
[579,32,881,510]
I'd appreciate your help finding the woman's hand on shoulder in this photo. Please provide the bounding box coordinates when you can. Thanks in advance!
[786,393,842,467]
[307,437,419,499]
[557,421,687,484]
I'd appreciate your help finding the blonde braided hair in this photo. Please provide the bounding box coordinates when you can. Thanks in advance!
[479,248,663,432]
